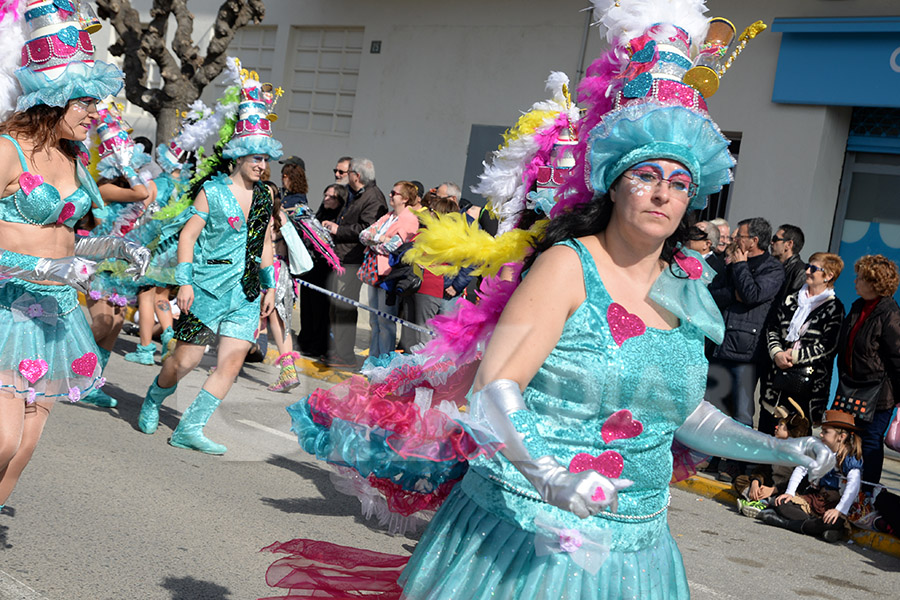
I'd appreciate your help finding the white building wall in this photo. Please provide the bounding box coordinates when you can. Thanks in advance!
[92,0,899,254]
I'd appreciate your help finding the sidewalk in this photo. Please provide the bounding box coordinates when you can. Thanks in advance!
[671,455,900,560]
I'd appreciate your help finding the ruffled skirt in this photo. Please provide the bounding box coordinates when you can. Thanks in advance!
[0,278,103,401]
[398,485,690,600]
[260,485,690,600]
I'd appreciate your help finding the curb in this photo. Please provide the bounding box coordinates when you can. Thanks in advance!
[672,474,900,559]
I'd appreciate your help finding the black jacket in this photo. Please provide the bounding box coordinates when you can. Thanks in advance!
[762,292,844,421]
[710,251,785,362]
[778,254,807,303]
[837,296,900,410]
[332,184,387,264]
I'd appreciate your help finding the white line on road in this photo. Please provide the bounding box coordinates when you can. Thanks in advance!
[0,570,50,600]
[690,581,740,599]
[236,419,297,441]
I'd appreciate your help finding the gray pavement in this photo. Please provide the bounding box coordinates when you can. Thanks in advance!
[1,327,899,599]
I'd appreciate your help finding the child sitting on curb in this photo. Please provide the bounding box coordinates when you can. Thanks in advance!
[735,399,811,517]
[759,410,863,543]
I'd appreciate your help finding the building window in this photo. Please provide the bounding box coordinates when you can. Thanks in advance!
[286,27,363,135]
[211,25,278,96]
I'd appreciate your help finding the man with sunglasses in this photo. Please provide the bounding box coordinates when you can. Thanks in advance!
[770,224,806,305]
[333,156,352,186]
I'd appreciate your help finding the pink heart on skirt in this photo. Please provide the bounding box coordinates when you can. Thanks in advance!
[607,303,646,347]
[674,250,703,280]
[601,409,643,444]
[228,216,241,230]
[18,358,49,384]
[57,202,76,224]
[71,352,98,377]
[569,451,624,479]
[19,172,44,196]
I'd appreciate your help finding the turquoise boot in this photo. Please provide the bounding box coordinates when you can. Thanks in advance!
[160,326,175,350]
[168,389,227,455]
[139,376,177,434]
[124,343,156,365]
[81,348,117,408]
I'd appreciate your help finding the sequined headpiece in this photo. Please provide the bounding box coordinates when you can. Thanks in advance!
[584,0,765,210]
[222,60,283,161]
[93,99,149,179]
[17,0,123,111]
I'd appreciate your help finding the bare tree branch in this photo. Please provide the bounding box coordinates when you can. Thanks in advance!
[96,0,266,141]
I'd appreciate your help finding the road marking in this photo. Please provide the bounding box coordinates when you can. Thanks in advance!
[236,419,296,441]
[690,582,740,599]
[0,569,50,600]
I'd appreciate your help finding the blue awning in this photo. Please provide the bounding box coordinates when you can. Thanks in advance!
[772,17,900,107]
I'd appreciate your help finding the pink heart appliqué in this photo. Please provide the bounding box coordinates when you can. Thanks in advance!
[674,250,703,280]
[71,352,98,377]
[18,358,49,384]
[19,172,44,196]
[607,303,646,347]
[228,216,241,230]
[569,451,624,479]
[57,202,76,224]
[601,409,644,444]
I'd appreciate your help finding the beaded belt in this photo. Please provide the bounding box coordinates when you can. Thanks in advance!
[487,474,670,522]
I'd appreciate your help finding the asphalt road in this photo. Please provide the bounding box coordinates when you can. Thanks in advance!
[1,335,898,600]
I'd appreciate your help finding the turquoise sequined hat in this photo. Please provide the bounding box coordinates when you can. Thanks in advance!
[585,1,756,210]
[222,65,283,161]
[17,0,123,111]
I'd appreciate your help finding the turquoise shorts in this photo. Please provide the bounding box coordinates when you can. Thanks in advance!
[174,284,260,345]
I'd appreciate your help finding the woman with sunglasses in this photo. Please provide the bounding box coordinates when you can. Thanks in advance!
[760,253,845,433]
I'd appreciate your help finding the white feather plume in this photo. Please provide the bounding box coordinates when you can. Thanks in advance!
[0,4,24,120]
[471,71,579,234]
[172,100,217,151]
[591,0,710,47]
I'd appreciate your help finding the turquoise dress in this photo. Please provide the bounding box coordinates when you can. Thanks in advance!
[397,239,718,600]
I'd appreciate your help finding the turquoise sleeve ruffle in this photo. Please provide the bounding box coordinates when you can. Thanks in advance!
[649,247,724,343]
[222,135,284,160]
[16,60,124,111]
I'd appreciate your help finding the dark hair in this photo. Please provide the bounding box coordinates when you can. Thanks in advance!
[337,155,353,165]
[316,183,347,222]
[686,225,708,241]
[525,184,695,272]
[97,175,129,188]
[778,224,804,255]
[282,163,309,195]
[266,180,284,228]
[0,103,80,160]
[426,196,456,215]
[738,217,772,252]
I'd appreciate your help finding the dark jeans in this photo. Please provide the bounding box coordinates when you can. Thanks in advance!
[860,408,895,491]
[297,261,331,357]
[707,358,759,427]
[328,265,362,363]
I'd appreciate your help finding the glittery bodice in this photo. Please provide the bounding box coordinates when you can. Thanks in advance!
[0,135,95,228]
[192,174,271,299]
[465,238,710,552]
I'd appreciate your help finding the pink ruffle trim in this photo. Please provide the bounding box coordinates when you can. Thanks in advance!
[368,474,459,517]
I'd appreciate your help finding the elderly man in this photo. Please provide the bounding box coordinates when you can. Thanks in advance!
[689,221,724,275]
[709,217,731,257]
[321,158,387,368]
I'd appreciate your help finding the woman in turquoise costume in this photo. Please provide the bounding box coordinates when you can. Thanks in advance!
[122,142,193,366]
[262,2,836,599]
[0,0,145,510]
[135,68,282,455]
[80,108,155,407]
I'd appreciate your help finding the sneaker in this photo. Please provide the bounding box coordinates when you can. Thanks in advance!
[737,498,767,518]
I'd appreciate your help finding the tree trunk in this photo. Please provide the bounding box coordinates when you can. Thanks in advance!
[155,106,182,146]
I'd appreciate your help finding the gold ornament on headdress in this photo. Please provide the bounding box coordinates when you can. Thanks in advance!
[683,18,767,97]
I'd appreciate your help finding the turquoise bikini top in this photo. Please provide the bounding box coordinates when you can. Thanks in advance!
[0,134,99,227]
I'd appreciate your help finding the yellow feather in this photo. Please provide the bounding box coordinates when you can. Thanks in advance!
[501,109,556,147]
[404,212,546,277]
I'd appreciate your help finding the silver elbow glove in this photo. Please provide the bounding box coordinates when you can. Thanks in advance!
[75,236,151,279]
[674,400,835,482]
[474,379,632,518]
[0,252,97,294]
